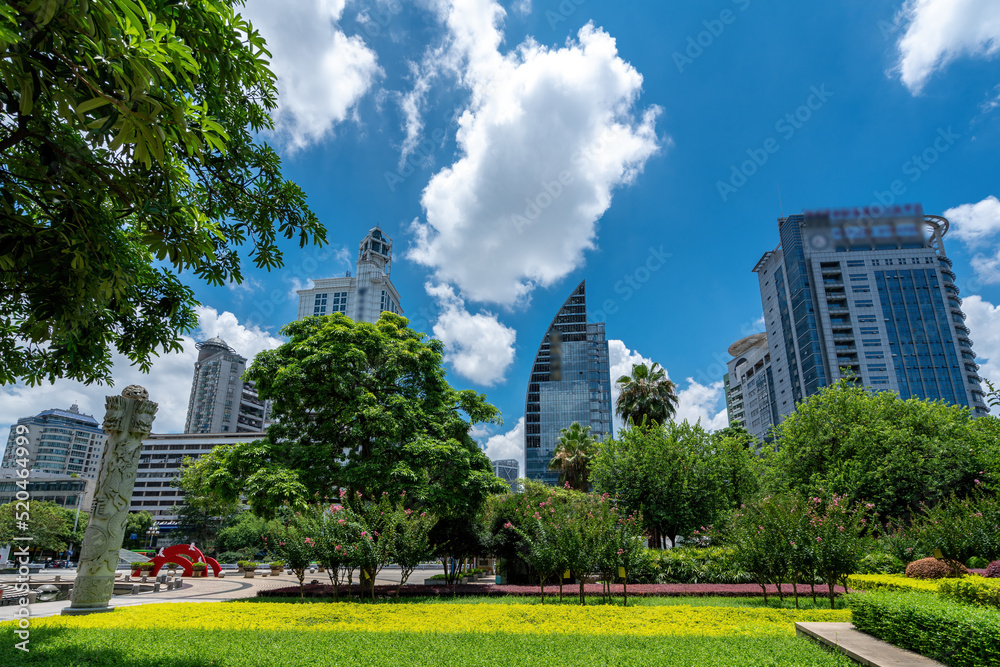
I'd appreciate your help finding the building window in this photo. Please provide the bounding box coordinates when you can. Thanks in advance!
[313,293,328,316]
[331,292,348,313]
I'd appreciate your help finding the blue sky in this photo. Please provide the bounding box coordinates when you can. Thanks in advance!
[4,0,1000,469]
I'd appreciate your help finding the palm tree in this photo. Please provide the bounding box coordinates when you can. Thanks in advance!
[548,422,598,491]
[615,362,678,428]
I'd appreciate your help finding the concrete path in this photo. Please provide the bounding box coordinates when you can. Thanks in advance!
[0,565,451,621]
[796,622,947,666]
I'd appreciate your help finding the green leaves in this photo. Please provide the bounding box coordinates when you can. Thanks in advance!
[0,0,324,386]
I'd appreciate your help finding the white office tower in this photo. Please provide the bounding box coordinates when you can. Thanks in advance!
[724,333,779,441]
[1,405,106,478]
[184,338,271,434]
[296,227,403,324]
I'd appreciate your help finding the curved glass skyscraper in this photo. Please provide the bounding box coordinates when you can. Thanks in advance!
[524,281,612,484]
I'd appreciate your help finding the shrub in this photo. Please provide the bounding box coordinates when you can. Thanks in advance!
[986,560,1000,578]
[216,552,245,564]
[905,557,969,579]
[968,556,989,569]
[135,562,154,570]
[938,576,1000,608]
[269,561,285,569]
[655,547,752,584]
[846,574,941,593]
[858,551,906,575]
[848,590,1000,667]
[191,562,207,571]
[236,560,251,570]
[163,562,181,569]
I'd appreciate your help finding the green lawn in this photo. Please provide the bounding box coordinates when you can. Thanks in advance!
[0,598,855,666]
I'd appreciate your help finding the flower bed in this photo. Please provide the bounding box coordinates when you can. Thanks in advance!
[258,582,850,600]
[18,600,850,637]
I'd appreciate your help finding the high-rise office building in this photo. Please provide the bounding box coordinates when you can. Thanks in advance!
[492,458,519,493]
[746,204,988,435]
[183,337,271,434]
[296,226,403,324]
[524,281,612,485]
[130,432,266,535]
[1,405,106,478]
[723,333,779,441]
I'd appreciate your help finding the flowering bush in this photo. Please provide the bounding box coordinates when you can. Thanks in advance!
[267,520,316,598]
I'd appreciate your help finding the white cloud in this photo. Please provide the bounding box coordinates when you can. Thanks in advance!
[894,0,1000,93]
[964,295,1000,388]
[945,196,1000,243]
[483,416,524,475]
[944,196,1000,284]
[607,339,653,433]
[674,379,729,431]
[429,284,517,385]
[971,250,1000,285]
[407,2,661,307]
[0,308,284,442]
[241,0,381,150]
[607,339,729,432]
[288,277,316,301]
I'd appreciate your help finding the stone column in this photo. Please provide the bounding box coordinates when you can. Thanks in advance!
[63,386,157,615]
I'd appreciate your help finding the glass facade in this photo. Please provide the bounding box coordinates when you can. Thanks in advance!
[524,282,612,485]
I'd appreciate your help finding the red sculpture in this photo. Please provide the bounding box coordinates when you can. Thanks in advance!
[132,543,221,577]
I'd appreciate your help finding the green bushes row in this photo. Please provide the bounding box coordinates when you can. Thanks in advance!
[938,577,1000,608]
[849,591,1000,667]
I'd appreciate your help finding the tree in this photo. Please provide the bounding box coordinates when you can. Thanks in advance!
[122,511,154,550]
[765,378,988,521]
[0,501,86,556]
[216,511,273,559]
[591,421,727,548]
[198,313,508,521]
[614,362,678,427]
[0,0,324,386]
[548,422,598,491]
[172,455,240,553]
[711,426,762,511]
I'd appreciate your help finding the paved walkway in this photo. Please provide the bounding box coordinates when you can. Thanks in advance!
[796,622,946,666]
[0,566,446,621]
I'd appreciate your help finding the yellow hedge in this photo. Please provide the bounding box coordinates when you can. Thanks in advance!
[847,574,942,593]
[19,602,850,638]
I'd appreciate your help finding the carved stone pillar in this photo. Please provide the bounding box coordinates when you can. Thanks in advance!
[62,386,157,615]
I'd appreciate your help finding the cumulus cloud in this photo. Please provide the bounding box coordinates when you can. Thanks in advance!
[0,308,284,443]
[607,339,729,432]
[944,196,1000,284]
[482,416,524,475]
[675,379,730,431]
[242,0,381,150]
[406,1,661,307]
[607,339,653,433]
[429,284,517,385]
[894,0,1000,93]
[964,295,1000,391]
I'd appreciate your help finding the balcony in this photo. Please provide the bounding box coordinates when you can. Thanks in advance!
[832,334,856,342]
[941,268,957,282]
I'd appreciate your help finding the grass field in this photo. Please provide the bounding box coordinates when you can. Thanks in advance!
[0,598,855,666]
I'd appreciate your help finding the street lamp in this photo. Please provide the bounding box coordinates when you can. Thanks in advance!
[146,525,160,550]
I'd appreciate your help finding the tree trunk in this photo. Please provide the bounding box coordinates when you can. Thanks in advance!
[828,579,836,610]
[760,582,768,604]
[579,578,585,605]
[810,581,816,605]
[792,579,799,609]
[623,577,628,608]
[539,574,545,604]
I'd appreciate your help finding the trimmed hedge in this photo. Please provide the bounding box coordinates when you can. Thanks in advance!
[938,577,1000,609]
[848,590,1000,667]
[845,574,940,593]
